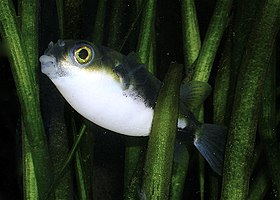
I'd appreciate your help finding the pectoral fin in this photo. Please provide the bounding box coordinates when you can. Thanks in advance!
[180,80,212,112]
[113,52,150,89]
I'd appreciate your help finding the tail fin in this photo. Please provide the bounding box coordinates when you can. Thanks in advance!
[193,124,227,175]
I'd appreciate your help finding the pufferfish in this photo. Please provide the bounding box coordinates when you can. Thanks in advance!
[39,40,226,175]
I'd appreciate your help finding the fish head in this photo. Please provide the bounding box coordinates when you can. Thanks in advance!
[39,40,103,80]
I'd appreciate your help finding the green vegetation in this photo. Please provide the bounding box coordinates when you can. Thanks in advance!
[142,63,183,199]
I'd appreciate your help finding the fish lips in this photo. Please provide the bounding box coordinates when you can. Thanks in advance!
[40,54,67,79]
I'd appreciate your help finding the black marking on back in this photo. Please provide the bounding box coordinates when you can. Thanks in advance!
[116,52,161,108]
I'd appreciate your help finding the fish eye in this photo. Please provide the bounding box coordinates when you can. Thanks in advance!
[72,44,94,65]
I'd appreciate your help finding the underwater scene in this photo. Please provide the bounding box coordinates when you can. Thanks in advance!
[0,0,280,199]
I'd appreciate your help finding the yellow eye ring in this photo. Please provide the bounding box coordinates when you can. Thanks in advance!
[74,45,93,65]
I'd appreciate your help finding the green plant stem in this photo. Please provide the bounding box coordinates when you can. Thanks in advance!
[146,29,156,74]
[124,138,146,188]
[171,1,200,198]
[221,0,280,199]
[22,123,38,199]
[197,108,205,200]
[55,0,64,37]
[19,0,38,73]
[211,35,231,200]
[124,147,141,189]
[259,49,280,198]
[118,2,144,52]
[107,0,124,48]
[213,35,231,125]
[74,121,94,200]
[247,145,268,199]
[170,144,189,200]
[49,123,73,199]
[192,0,233,82]
[63,0,83,39]
[135,0,143,11]
[216,0,258,124]
[92,0,107,44]
[231,0,259,74]
[247,169,269,200]
[124,144,144,200]
[74,150,88,200]
[142,63,183,199]
[19,1,41,198]
[124,139,146,200]
[136,0,156,67]
[199,154,205,200]
[48,113,72,199]
[45,124,87,200]
[181,0,201,71]
[0,0,52,199]
[213,0,258,197]
[209,175,219,200]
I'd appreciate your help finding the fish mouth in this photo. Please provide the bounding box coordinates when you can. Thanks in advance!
[40,54,57,68]
[39,54,58,78]
[40,54,69,79]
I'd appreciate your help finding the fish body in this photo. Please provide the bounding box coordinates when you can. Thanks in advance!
[40,40,226,174]
[40,40,161,136]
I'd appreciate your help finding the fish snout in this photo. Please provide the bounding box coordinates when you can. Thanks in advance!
[40,55,57,68]
[39,55,58,77]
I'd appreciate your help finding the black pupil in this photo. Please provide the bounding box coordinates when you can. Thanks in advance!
[78,48,89,60]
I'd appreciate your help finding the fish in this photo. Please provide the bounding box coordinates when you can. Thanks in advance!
[39,40,226,175]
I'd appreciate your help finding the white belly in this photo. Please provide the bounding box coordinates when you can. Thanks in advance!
[51,71,154,136]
